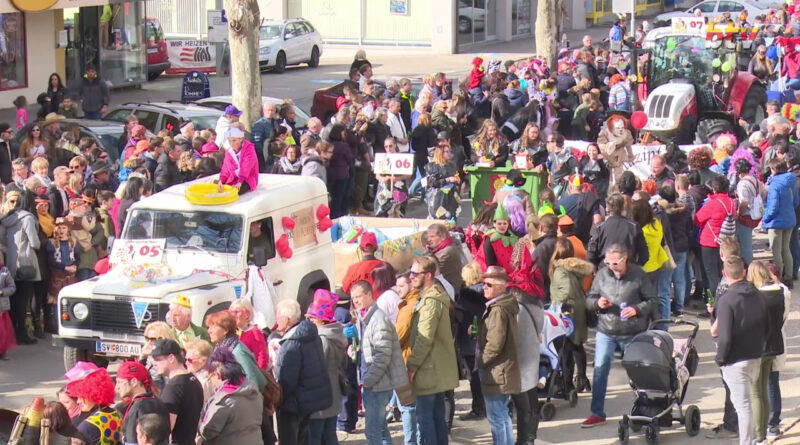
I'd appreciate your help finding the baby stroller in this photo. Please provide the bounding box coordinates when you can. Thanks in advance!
[538,308,578,421]
[618,318,701,445]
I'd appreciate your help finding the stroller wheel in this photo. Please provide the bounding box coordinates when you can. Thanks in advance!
[684,405,701,436]
[618,421,630,444]
[568,389,579,408]
[540,402,556,421]
[645,421,660,445]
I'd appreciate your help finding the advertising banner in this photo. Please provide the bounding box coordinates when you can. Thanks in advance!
[166,39,216,74]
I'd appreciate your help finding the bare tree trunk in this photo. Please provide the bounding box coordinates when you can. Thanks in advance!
[535,0,558,72]
[224,0,261,131]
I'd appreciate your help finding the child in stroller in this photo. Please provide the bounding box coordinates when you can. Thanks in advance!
[617,318,701,445]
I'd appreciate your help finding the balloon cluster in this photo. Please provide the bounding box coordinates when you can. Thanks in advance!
[317,204,332,232]
[712,58,732,73]
[276,234,293,259]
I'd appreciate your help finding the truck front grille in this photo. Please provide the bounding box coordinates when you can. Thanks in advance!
[90,300,168,335]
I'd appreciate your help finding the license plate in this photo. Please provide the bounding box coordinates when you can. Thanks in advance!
[95,341,142,356]
[147,48,158,54]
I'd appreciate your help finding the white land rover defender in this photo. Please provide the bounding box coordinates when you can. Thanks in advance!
[55,174,334,370]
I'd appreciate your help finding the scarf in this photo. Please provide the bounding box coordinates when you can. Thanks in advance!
[219,333,239,351]
[279,156,302,174]
[38,213,54,238]
[428,236,453,255]
[485,228,518,248]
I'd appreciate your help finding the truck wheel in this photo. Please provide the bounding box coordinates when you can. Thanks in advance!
[300,280,330,313]
[64,346,89,372]
[694,118,733,144]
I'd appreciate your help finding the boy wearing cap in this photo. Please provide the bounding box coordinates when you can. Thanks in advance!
[115,360,169,445]
[215,105,242,147]
[150,339,204,445]
[341,232,385,294]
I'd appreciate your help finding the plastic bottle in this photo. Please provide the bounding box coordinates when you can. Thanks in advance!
[620,302,629,321]
[351,337,360,364]
[706,289,715,307]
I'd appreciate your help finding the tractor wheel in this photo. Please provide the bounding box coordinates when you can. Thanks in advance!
[694,118,734,144]
[740,83,767,129]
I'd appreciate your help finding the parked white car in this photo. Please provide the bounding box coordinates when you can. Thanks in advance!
[654,0,781,27]
[258,18,323,73]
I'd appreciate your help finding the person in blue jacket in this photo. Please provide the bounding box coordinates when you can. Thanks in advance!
[763,157,800,284]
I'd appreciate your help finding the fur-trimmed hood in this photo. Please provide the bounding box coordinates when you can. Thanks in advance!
[657,199,687,215]
[553,257,594,276]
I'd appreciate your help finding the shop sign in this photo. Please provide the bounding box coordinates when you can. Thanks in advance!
[166,39,216,75]
[9,0,107,12]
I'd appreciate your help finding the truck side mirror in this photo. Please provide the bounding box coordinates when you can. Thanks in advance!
[252,246,268,268]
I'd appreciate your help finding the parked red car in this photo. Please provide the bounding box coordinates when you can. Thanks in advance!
[146,17,170,80]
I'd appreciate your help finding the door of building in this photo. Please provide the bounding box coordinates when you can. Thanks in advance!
[64,6,100,88]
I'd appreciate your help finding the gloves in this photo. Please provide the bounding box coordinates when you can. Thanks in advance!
[343,323,358,339]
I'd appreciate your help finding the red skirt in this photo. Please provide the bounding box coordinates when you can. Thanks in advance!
[0,312,17,355]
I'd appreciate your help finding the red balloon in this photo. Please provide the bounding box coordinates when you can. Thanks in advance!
[318,216,333,232]
[281,216,296,230]
[316,204,331,219]
[631,111,648,130]
[276,234,293,259]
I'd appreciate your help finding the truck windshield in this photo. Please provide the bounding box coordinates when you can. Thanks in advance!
[124,210,243,254]
[649,35,724,90]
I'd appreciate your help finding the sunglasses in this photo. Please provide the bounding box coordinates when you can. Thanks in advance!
[145,336,159,342]
[409,271,423,278]
[604,257,627,267]
[186,357,203,365]
[31,128,41,132]
[483,282,494,288]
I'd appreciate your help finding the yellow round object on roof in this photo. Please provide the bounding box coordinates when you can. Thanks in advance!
[185,183,239,205]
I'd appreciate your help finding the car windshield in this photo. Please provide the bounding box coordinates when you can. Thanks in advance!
[649,35,731,90]
[185,113,221,131]
[260,25,282,40]
[124,210,242,254]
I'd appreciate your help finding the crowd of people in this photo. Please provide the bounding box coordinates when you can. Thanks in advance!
[4,3,800,444]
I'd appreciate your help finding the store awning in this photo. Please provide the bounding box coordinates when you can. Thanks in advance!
[0,0,110,14]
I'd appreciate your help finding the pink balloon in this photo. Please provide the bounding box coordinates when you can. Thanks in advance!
[631,111,648,130]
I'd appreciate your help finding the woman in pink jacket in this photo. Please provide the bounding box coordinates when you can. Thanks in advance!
[219,125,259,194]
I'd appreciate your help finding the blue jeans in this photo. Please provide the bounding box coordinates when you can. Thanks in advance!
[669,251,688,312]
[484,393,514,445]
[786,77,800,90]
[736,222,754,265]
[768,370,781,429]
[650,268,671,331]
[591,331,634,418]
[399,398,418,445]
[84,110,102,119]
[308,416,339,445]
[791,226,800,279]
[362,387,393,445]
[408,167,425,197]
[416,392,448,445]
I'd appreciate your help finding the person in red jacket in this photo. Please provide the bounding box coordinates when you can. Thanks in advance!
[694,175,736,299]
[341,232,385,294]
[475,204,518,276]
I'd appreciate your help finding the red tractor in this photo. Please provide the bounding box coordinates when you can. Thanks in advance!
[638,25,765,144]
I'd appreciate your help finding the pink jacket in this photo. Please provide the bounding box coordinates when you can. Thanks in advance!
[220,140,259,191]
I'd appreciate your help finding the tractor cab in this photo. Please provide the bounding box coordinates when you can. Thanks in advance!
[639,25,765,144]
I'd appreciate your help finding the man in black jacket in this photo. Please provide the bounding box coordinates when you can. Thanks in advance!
[154,142,181,192]
[711,256,767,445]
[582,243,655,429]
[47,166,71,218]
[587,193,649,266]
[0,123,14,184]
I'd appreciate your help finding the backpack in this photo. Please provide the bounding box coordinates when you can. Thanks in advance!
[738,177,764,228]
[707,199,737,244]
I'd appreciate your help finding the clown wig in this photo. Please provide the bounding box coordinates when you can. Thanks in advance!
[728,147,759,180]
[503,194,528,236]
[605,114,629,131]
[65,367,115,407]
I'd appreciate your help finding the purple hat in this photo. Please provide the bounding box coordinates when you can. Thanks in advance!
[305,289,339,323]
[224,105,243,116]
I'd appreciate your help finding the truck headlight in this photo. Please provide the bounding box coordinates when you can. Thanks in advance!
[72,302,89,321]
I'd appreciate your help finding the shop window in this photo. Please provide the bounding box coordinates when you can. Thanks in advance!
[0,13,26,91]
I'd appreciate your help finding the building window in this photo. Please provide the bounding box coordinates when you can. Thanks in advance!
[0,13,27,91]
[512,0,532,36]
